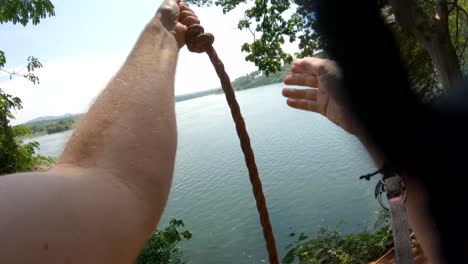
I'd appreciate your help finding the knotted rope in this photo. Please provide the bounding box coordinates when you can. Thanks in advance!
[185,24,279,264]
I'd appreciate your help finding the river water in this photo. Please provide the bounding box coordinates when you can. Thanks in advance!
[30,83,380,263]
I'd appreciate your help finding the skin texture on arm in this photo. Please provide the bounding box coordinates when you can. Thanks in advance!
[283,57,443,264]
[0,1,199,263]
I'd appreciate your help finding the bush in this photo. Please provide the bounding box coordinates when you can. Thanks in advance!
[0,98,56,174]
[282,210,393,264]
[135,219,192,264]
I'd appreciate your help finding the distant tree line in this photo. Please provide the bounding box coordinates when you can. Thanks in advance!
[231,64,291,91]
[25,116,81,135]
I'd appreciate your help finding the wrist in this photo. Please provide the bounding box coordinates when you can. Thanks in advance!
[146,16,178,49]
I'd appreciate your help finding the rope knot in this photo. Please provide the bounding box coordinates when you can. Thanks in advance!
[186,25,215,53]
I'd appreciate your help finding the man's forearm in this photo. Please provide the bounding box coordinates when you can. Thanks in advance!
[0,2,194,263]
[58,18,178,211]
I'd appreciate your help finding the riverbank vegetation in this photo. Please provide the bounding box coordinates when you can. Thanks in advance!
[135,219,192,264]
[231,64,290,91]
[283,210,393,264]
[24,114,82,136]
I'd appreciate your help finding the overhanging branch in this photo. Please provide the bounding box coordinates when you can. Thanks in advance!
[436,0,449,29]
[388,0,432,43]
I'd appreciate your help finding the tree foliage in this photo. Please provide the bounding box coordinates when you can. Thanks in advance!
[392,25,442,100]
[282,210,393,264]
[0,0,55,174]
[135,219,193,264]
[0,0,55,26]
[0,0,54,83]
[185,0,318,75]
[0,59,52,174]
[0,90,55,174]
[448,0,468,74]
[186,0,467,97]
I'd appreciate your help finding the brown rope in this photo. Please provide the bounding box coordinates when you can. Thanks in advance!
[185,25,279,264]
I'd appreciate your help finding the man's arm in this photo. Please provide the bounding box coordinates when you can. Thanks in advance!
[0,1,199,263]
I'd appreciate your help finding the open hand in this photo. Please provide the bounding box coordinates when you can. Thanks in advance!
[282,57,357,135]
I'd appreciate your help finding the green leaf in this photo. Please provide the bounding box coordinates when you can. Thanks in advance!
[181,230,192,240]
[298,233,308,242]
[135,219,192,264]
[0,50,6,67]
[0,0,55,26]
[27,56,43,72]
[185,0,213,7]
[11,125,30,137]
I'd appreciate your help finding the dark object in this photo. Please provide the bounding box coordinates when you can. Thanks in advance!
[359,167,383,181]
[185,25,279,264]
[313,0,468,263]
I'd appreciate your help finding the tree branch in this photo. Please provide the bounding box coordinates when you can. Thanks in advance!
[387,0,432,43]
[452,1,460,54]
[0,68,27,79]
[449,2,468,66]
[247,26,256,42]
[435,0,450,29]
[447,0,460,13]
[460,38,468,67]
[454,3,468,19]
[0,67,40,84]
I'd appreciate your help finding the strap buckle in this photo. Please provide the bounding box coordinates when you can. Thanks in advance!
[375,175,407,210]
[360,164,407,210]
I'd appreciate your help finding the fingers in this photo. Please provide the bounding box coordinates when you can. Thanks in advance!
[284,73,318,87]
[179,10,195,21]
[181,15,200,27]
[282,88,317,101]
[291,57,334,76]
[286,99,319,113]
[179,3,200,27]
[179,3,195,18]
[283,88,319,113]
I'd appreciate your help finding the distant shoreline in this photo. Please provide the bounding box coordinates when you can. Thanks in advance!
[20,84,262,139]
[22,63,291,126]
[22,82,284,139]
[175,88,223,102]
[21,62,291,139]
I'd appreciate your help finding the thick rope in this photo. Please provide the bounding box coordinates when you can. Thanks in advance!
[186,25,279,264]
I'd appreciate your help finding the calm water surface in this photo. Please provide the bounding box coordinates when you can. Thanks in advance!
[31,83,379,263]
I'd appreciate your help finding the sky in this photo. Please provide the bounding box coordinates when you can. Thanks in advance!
[0,0,298,124]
